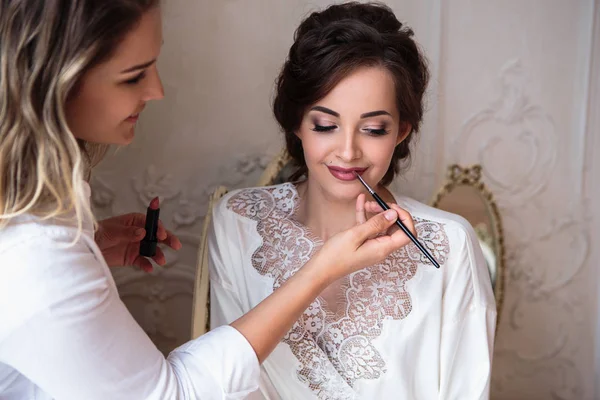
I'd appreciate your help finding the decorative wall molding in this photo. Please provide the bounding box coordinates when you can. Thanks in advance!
[457,58,593,398]
[451,59,558,207]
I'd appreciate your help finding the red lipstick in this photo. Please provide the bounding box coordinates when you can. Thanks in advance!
[140,196,160,257]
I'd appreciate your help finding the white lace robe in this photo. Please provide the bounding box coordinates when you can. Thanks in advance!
[208,183,496,400]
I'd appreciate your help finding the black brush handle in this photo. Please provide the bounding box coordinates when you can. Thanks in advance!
[370,191,441,269]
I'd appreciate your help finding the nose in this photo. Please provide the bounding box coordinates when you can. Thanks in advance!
[337,129,362,162]
[143,65,164,101]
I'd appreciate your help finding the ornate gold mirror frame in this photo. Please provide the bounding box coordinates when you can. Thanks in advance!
[430,164,505,321]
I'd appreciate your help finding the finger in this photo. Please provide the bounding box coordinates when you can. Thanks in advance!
[159,230,182,250]
[151,246,167,266]
[355,230,409,266]
[350,209,398,246]
[355,208,414,261]
[131,255,154,273]
[132,227,146,240]
[130,212,149,227]
[157,220,168,241]
[157,221,182,250]
[355,194,367,225]
[100,224,146,244]
[389,204,416,237]
[364,201,385,214]
[144,219,168,242]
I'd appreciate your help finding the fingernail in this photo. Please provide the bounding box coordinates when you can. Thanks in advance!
[135,228,145,236]
[384,210,396,221]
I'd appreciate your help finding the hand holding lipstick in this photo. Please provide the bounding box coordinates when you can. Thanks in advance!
[95,197,182,272]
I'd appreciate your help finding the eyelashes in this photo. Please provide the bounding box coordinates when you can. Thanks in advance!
[311,124,389,136]
[123,71,146,85]
[366,128,388,136]
[312,124,336,132]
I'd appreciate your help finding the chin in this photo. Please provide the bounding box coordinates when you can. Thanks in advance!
[333,186,364,202]
[120,127,136,144]
[315,174,364,202]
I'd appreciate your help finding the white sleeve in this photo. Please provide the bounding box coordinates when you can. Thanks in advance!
[438,224,497,400]
[0,233,259,400]
[207,203,248,330]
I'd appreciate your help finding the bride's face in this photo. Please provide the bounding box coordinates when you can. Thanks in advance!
[296,66,409,200]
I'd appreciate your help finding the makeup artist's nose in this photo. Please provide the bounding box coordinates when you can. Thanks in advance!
[143,66,164,101]
[337,131,362,162]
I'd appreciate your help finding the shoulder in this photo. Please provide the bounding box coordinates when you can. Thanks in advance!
[213,183,298,222]
[394,194,482,258]
[394,195,494,305]
[0,214,92,254]
[395,195,474,237]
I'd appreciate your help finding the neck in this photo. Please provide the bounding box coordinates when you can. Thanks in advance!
[295,178,394,241]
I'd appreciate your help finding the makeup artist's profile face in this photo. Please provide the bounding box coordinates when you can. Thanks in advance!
[65,6,164,145]
[296,66,409,200]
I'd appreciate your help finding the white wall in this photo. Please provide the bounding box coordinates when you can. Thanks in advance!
[92,1,600,398]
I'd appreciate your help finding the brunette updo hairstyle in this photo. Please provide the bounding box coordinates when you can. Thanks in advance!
[273,2,429,185]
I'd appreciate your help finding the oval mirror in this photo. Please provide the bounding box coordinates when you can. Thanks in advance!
[430,164,505,321]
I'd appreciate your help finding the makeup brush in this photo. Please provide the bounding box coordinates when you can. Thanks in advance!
[354,172,440,268]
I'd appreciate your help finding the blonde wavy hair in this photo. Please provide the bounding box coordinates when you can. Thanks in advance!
[0,0,159,231]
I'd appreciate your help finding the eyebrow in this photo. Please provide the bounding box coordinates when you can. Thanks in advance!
[120,59,156,74]
[360,110,392,119]
[310,106,339,117]
[310,106,392,119]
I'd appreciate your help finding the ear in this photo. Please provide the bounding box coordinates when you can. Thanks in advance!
[396,122,412,146]
[294,129,303,141]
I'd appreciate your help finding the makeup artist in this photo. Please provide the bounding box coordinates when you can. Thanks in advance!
[0,1,416,399]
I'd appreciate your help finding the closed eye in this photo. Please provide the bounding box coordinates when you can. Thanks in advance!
[312,124,337,132]
[365,128,389,136]
[123,71,146,85]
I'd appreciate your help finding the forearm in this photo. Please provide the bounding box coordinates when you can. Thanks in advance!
[230,258,330,363]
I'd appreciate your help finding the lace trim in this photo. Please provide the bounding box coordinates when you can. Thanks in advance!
[227,184,450,399]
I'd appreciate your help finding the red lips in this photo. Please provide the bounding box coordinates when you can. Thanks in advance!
[327,166,367,181]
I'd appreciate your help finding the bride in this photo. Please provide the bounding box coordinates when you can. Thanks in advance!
[207,2,496,399]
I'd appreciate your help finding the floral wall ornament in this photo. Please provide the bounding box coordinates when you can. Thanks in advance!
[452,59,558,206]
[133,165,181,206]
[90,176,116,209]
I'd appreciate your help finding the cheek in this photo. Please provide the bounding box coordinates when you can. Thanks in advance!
[300,132,332,164]
[69,87,120,128]
[65,92,98,138]
[106,88,138,122]
[364,137,397,168]
[86,84,139,125]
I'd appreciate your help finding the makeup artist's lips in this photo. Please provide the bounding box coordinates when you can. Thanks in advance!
[126,106,145,123]
[126,113,140,123]
[327,166,367,181]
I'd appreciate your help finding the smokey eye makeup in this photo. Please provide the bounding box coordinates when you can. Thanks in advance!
[310,116,338,132]
[310,121,390,136]
[362,125,390,136]
[312,123,337,132]
[307,105,394,136]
